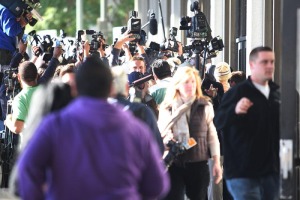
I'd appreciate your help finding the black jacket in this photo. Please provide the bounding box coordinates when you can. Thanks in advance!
[201,73,224,112]
[214,77,280,179]
[111,95,164,155]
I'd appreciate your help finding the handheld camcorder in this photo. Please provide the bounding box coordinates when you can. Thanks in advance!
[121,11,147,56]
[0,0,42,26]
[161,27,179,52]
[3,68,21,95]
[77,30,106,55]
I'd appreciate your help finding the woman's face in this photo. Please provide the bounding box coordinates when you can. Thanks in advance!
[177,74,196,99]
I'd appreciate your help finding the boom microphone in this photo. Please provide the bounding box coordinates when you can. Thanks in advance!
[149,12,158,35]
[130,74,154,87]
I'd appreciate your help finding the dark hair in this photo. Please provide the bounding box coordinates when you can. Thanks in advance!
[18,61,38,83]
[151,59,171,79]
[249,46,273,61]
[229,71,246,84]
[76,56,113,98]
[46,81,73,111]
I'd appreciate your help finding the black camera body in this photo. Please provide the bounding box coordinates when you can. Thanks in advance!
[3,68,21,95]
[179,1,212,40]
[179,1,224,58]
[39,35,56,62]
[121,25,147,56]
[127,11,142,43]
[162,27,179,52]
[164,140,186,168]
[77,30,106,55]
[120,11,147,56]
[90,31,106,53]
[183,40,206,54]
[0,0,40,26]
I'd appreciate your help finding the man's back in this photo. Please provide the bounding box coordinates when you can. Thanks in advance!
[17,97,169,200]
[114,95,164,154]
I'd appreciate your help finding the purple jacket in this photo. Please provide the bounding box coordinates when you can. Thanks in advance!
[17,97,169,200]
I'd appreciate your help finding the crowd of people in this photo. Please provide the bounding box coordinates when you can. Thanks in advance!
[0,3,280,200]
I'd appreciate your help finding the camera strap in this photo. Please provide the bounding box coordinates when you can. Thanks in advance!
[160,102,192,138]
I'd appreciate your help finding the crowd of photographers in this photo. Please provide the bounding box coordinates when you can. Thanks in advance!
[0,1,257,200]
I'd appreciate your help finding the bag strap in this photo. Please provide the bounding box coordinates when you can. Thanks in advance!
[161,102,192,138]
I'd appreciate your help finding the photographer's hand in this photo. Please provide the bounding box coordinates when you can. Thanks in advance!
[177,41,183,56]
[17,16,28,28]
[18,39,27,55]
[136,43,146,55]
[114,30,135,50]
[122,43,132,61]
[83,41,90,58]
[52,46,63,59]
[205,84,218,98]
[98,38,106,57]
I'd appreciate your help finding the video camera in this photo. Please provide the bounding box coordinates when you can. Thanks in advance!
[179,1,224,58]
[0,0,41,26]
[3,68,21,96]
[120,11,147,56]
[180,1,212,40]
[127,11,142,42]
[77,30,107,55]
[27,30,61,62]
[161,27,179,52]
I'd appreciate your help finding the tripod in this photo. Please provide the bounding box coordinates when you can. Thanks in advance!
[192,41,209,80]
[0,86,20,188]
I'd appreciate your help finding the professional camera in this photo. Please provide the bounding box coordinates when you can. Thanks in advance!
[0,0,42,26]
[179,1,224,59]
[121,26,147,56]
[179,1,212,40]
[29,32,61,62]
[183,40,206,54]
[120,11,147,56]
[77,30,107,56]
[127,11,142,42]
[145,41,160,65]
[39,35,59,62]
[164,140,186,168]
[161,27,179,52]
[199,36,223,59]
[3,68,21,95]
[90,31,106,54]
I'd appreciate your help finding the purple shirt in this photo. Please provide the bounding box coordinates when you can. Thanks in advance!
[18,97,169,200]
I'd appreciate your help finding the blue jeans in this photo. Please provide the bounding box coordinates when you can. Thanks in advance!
[226,173,279,200]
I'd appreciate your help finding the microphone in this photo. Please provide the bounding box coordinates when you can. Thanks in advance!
[130,74,154,87]
[149,12,158,35]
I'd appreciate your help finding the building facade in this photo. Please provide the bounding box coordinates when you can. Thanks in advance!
[133,0,300,199]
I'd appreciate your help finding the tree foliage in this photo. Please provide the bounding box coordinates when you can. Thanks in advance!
[26,0,134,41]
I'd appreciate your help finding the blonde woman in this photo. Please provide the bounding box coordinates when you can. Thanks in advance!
[158,66,222,200]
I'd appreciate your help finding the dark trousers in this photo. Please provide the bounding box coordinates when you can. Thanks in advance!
[163,161,210,200]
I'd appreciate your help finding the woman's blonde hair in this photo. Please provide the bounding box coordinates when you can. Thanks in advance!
[161,66,209,108]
